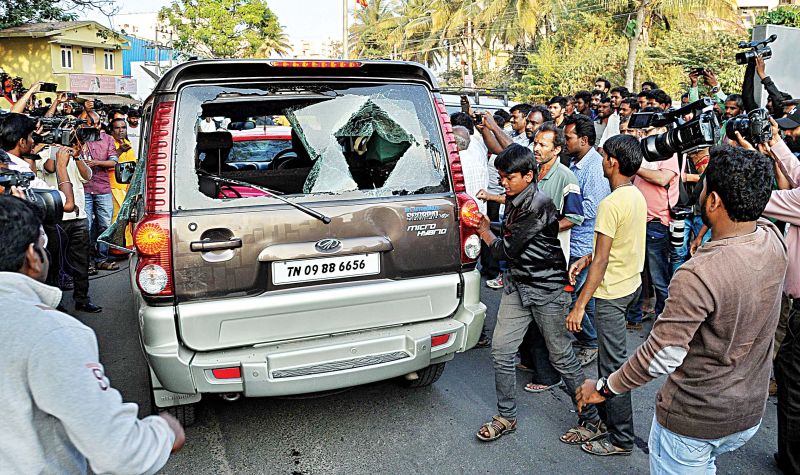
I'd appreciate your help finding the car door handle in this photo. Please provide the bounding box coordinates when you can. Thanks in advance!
[190,238,243,252]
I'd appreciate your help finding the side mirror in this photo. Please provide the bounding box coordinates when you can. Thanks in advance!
[115,161,136,184]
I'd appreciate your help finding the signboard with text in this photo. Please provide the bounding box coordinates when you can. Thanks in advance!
[67,74,137,94]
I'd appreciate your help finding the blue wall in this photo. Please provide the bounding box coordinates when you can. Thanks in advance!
[122,35,174,76]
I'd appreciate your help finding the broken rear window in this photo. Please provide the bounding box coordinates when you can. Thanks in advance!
[173,83,449,208]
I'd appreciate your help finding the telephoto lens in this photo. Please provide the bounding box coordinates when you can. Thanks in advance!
[670,219,685,248]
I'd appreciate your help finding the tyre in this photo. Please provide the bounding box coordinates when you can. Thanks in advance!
[164,403,197,427]
[398,362,446,388]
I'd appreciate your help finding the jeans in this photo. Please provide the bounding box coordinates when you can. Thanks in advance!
[648,414,760,474]
[85,193,113,263]
[519,317,562,386]
[628,221,671,323]
[45,219,91,305]
[595,288,640,450]
[671,215,711,274]
[570,255,598,350]
[775,299,800,474]
[492,290,600,423]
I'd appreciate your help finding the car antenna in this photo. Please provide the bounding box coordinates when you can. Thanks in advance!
[197,170,332,224]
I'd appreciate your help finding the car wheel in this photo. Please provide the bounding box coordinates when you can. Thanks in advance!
[398,362,446,388]
[164,403,197,427]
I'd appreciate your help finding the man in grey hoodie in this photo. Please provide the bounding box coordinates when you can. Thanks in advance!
[0,194,184,474]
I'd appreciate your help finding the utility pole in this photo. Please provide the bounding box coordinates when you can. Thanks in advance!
[342,0,349,59]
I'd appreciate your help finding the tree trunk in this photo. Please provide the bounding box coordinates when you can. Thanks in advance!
[624,1,649,91]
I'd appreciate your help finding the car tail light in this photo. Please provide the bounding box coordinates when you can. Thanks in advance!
[212,367,242,379]
[135,100,175,297]
[269,60,362,68]
[431,333,453,348]
[456,193,481,264]
[433,96,466,192]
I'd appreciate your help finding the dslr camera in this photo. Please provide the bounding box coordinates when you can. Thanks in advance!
[0,168,63,224]
[628,98,720,161]
[726,108,772,145]
[736,34,776,65]
[33,117,101,146]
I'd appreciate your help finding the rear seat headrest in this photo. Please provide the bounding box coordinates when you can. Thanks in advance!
[197,131,233,150]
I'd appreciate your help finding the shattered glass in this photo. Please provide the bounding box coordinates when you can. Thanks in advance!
[174,83,449,210]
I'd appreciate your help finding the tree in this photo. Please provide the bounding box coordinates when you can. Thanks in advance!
[349,0,397,59]
[755,6,800,28]
[604,0,739,89]
[158,0,289,59]
[0,0,117,29]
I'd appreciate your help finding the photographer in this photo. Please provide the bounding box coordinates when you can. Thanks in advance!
[0,113,75,213]
[9,81,44,115]
[743,55,791,118]
[0,195,184,473]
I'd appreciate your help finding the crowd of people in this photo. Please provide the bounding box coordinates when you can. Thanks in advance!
[455,64,799,473]
[1,81,143,313]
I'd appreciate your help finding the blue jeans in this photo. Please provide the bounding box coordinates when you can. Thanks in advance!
[570,255,598,349]
[628,221,671,323]
[648,415,760,474]
[671,216,711,273]
[85,193,113,263]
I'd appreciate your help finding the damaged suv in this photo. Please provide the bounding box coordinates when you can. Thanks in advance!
[105,59,486,425]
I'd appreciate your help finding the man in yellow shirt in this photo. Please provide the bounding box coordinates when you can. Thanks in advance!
[564,134,647,456]
[109,118,136,246]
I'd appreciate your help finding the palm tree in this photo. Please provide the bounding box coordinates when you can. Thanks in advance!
[254,30,292,58]
[349,0,398,59]
[604,0,738,89]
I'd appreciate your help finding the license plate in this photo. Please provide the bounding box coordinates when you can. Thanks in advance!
[272,253,380,285]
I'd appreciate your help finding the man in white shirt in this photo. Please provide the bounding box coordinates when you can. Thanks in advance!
[453,125,489,214]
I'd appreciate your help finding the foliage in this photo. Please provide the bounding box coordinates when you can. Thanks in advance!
[515,11,628,102]
[439,66,514,89]
[349,0,397,59]
[755,6,800,28]
[159,0,289,58]
[0,0,117,29]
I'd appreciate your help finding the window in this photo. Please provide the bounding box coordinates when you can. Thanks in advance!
[104,50,115,71]
[176,83,449,208]
[60,45,73,68]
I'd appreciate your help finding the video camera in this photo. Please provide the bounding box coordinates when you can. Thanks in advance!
[628,98,720,161]
[33,117,101,146]
[0,169,63,224]
[726,108,772,145]
[736,34,777,65]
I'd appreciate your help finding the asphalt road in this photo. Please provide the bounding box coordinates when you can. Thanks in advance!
[68,263,782,475]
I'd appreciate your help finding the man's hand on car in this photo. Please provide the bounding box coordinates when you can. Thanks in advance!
[158,413,186,454]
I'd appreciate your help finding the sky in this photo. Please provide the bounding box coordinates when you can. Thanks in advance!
[84,0,348,45]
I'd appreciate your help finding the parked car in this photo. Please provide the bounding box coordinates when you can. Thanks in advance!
[111,59,487,425]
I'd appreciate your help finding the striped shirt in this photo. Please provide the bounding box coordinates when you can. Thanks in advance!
[569,148,611,258]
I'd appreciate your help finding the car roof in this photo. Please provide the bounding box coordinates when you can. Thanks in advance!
[229,126,291,142]
[152,59,440,94]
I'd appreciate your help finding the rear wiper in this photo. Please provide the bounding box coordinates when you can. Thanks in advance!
[197,170,332,224]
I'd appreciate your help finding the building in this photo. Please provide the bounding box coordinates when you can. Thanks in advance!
[0,21,137,107]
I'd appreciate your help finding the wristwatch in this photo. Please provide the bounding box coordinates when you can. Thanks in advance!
[710,86,720,94]
[595,377,617,399]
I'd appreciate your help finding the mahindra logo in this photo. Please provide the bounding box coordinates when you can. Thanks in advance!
[315,238,341,253]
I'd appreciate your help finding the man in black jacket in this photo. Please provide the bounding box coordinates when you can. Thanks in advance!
[474,144,604,444]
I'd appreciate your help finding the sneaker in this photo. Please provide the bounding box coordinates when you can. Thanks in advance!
[577,348,597,367]
[486,274,504,289]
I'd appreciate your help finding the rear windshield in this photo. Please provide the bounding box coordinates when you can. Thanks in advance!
[174,82,449,208]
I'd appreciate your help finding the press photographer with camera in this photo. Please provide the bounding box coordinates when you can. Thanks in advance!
[0,195,184,474]
[0,113,75,214]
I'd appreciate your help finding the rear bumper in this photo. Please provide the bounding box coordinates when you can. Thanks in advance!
[139,270,485,400]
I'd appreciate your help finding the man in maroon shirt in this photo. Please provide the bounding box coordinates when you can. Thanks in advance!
[80,124,118,272]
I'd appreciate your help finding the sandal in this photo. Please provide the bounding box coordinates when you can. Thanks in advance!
[524,380,563,393]
[581,438,632,456]
[475,338,492,349]
[560,420,607,445]
[476,415,517,442]
[96,260,119,271]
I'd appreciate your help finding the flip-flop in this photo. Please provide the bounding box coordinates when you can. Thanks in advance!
[524,380,563,393]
